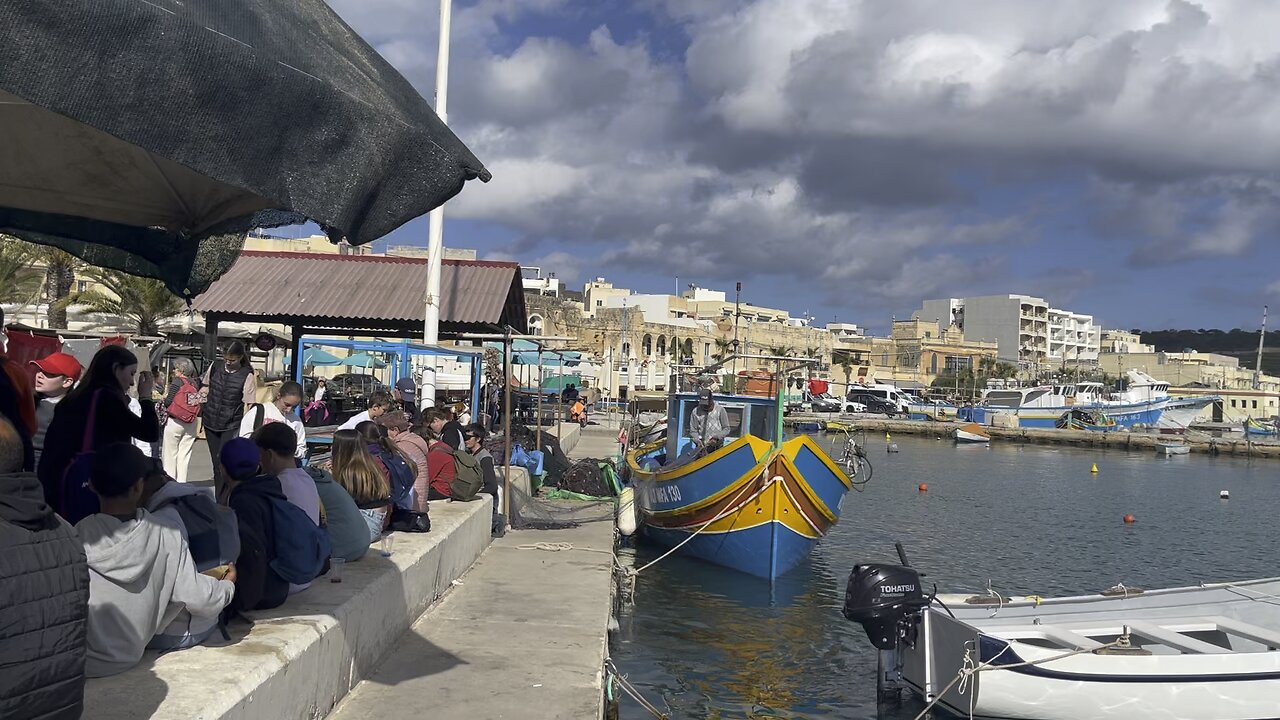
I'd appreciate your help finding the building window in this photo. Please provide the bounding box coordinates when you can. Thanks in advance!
[78,280,88,293]
[881,352,889,366]
[1253,400,1258,409]
[528,314,544,336]
[642,334,653,356]
[930,354,938,373]
[596,300,603,307]
[1231,399,1237,408]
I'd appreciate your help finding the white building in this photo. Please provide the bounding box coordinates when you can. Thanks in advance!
[917,294,1100,367]
[1100,329,1155,354]
[827,322,865,340]
[521,266,561,297]
[583,278,630,318]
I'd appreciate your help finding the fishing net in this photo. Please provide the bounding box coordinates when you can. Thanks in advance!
[507,480,615,530]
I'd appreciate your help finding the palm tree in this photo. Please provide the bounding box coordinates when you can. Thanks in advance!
[711,337,733,362]
[39,248,80,329]
[60,268,185,336]
[0,238,40,305]
[766,344,794,358]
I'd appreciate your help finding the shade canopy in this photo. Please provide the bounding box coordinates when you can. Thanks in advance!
[0,0,489,297]
[341,352,387,369]
[285,347,342,367]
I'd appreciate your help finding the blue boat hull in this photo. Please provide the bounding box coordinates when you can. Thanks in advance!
[643,520,818,579]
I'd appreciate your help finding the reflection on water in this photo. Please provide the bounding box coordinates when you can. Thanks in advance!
[613,434,1280,719]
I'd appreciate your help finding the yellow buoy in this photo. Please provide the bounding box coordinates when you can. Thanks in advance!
[1090,463,1099,474]
[885,432,892,442]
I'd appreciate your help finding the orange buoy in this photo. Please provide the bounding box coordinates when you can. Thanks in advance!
[1123,514,1136,524]
[918,483,928,493]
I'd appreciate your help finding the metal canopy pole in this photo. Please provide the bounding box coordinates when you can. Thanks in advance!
[502,327,513,523]
[536,351,543,452]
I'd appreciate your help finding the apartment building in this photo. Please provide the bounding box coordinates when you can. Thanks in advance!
[917,294,1099,368]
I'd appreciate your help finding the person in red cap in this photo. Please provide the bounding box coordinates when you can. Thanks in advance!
[30,351,83,467]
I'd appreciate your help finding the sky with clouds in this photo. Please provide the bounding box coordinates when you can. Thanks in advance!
[327,0,1280,334]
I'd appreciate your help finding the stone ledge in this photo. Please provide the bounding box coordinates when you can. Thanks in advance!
[83,498,493,720]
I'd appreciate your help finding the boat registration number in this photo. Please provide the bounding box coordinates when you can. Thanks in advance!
[648,485,683,504]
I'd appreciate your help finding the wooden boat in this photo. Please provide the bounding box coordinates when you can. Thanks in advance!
[791,419,824,433]
[1157,442,1191,456]
[627,391,854,579]
[824,419,854,433]
[1244,417,1277,436]
[1055,408,1118,432]
[953,422,990,444]
[845,566,1280,720]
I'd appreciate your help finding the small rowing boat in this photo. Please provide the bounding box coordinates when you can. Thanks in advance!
[953,422,990,444]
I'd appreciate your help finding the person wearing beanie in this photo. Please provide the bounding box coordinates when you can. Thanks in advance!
[77,442,235,677]
[29,351,82,467]
[220,438,290,612]
[0,414,89,719]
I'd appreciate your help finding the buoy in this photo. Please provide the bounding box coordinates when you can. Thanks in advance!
[918,483,928,493]
[1090,463,1099,474]
[1220,490,1230,500]
[617,487,638,537]
[885,432,892,441]
[887,443,900,453]
[1123,514,1136,524]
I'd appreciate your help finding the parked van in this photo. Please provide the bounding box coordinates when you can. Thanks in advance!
[845,383,912,414]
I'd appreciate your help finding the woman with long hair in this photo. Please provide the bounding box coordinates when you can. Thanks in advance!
[329,429,391,543]
[38,344,160,520]
[356,420,418,511]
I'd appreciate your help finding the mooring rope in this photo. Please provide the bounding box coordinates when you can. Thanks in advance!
[605,658,669,719]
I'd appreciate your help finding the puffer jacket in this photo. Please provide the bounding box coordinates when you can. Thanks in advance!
[0,471,90,720]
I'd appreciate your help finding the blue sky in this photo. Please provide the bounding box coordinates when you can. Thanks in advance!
[326,0,1280,335]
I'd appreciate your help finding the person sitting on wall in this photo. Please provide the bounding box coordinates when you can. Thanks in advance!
[338,390,391,431]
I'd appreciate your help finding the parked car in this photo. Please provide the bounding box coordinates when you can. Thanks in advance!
[808,393,842,413]
[843,399,867,414]
[845,392,898,416]
[323,373,390,419]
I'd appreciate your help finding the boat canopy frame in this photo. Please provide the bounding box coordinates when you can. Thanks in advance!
[293,336,484,412]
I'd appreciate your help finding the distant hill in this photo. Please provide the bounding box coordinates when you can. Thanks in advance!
[1133,329,1280,376]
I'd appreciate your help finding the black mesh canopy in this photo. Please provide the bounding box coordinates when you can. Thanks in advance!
[0,0,489,298]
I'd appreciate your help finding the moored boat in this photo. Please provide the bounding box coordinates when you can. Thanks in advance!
[953,422,990,444]
[843,562,1280,720]
[1056,408,1117,432]
[628,391,855,579]
[983,370,1168,429]
[1244,417,1278,436]
[1157,442,1191,456]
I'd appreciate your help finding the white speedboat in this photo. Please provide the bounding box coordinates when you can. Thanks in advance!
[844,564,1280,720]
[953,422,991,444]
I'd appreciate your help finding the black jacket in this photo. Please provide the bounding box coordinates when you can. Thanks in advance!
[226,476,290,612]
[37,387,159,511]
[0,471,89,720]
[204,364,253,432]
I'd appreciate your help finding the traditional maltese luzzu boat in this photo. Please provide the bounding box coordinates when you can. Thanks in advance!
[627,390,859,579]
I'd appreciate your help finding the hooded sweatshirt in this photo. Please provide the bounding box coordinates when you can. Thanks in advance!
[144,481,227,648]
[77,510,235,677]
[0,471,89,720]
[304,466,368,562]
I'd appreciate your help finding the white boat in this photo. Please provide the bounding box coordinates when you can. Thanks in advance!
[1159,396,1219,431]
[1157,442,1191,456]
[953,422,991,444]
[845,565,1280,720]
[982,370,1169,429]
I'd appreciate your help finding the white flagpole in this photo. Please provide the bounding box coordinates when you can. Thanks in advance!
[421,0,452,409]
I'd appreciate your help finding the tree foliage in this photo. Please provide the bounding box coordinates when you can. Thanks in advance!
[0,238,40,305]
[60,268,185,336]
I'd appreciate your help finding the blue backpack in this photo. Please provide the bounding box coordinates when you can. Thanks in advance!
[155,492,241,572]
[375,448,416,510]
[265,495,331,585]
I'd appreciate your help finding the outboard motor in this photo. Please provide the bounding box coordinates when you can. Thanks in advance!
[842,563,928,649]
[843,544,932,704]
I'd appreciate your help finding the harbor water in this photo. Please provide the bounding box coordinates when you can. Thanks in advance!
[612,432,1280,719]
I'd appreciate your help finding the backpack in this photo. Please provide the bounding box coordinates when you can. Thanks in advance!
[155,492,241,572]
[303,400,331,427]
[451,448,484,501]
[166,378,202,424]
[265,495,331,585]
[58,391,103,524]
[248,403,266,432]
[377,449,416,511]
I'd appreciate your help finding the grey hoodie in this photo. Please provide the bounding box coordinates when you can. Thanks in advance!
[77,510,235,677]
[145,482,225,648]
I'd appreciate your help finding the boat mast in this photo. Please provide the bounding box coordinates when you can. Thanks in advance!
[1255,305,1268,390]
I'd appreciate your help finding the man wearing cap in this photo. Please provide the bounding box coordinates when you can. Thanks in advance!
[686,388,731,451]
[30,352,82,467]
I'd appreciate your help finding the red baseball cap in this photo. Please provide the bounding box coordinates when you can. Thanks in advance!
[31,352,83,381]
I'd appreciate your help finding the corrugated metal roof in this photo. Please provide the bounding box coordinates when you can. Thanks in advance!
[193,251,525,330]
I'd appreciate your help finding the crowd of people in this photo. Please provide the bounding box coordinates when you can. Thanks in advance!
[0,314,503,720]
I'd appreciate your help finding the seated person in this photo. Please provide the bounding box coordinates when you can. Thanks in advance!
[141,464,239,650]
[252,423,321,594]
[78,443,235,677]
[328,430,392,543]
[0,415,89,719]
[239,381,307,460]
[220,439,290,612]
[303,463,368,562]
[338,390,391,431]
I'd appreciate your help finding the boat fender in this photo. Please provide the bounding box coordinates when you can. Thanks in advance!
[617,486,638,537]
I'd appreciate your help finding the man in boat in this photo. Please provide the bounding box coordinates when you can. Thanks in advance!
[687,388,730,452]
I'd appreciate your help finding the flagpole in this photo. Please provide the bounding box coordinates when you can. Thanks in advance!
[422,0,452,408]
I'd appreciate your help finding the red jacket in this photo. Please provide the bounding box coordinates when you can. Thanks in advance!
[427,439,455,499]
